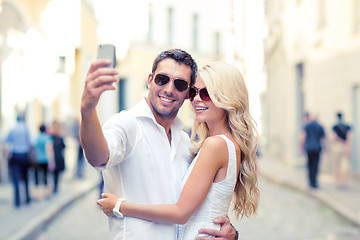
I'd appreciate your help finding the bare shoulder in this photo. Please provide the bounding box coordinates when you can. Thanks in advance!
[201,136,228,158]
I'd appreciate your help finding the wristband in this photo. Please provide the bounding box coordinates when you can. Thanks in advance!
[230,223,239,240]
[113,198,125,218]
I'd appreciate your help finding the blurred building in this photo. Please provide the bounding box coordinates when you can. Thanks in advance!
[0,0,97,133]
[0,0,264,181]
[0,0,98,181]
[262,0,360,174]
[93,0,265,131]
[94,0,233,129]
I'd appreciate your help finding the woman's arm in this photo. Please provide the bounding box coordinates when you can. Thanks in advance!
[46,140,55,171]
[97,136,228,224]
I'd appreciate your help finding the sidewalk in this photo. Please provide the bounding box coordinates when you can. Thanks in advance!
[0,167,100,240]
[259,158,360,228]
[1,158,359,240]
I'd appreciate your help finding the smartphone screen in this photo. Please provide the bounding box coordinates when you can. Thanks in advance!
[97,44,116,68]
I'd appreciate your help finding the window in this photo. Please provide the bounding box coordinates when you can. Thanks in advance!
[317,0,326,30]
[354,0,360,33]
[296,63,305,123]
[214,32,220,58]
[118,78,126,111]
[193,14,199,51]
[295,63,305,155]
[168,7,173,46]
[147,3,153,43]
[57,56,66,73]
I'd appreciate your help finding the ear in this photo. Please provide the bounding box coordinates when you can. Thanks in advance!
[147,73,153,89]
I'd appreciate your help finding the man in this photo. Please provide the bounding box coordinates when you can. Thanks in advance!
[80,49,237,239]
[299,112,326,189]
[331,112,352,188]
[5,115,32,207]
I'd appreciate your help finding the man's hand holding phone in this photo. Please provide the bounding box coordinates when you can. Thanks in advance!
[81,44,118,114]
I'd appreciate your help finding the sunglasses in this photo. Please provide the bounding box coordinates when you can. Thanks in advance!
[153,73,189,92]
[188,87,211,101]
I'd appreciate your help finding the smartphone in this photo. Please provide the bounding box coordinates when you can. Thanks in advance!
[97,44,116,68]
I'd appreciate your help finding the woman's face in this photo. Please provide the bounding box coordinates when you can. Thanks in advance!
[190,76,226,126]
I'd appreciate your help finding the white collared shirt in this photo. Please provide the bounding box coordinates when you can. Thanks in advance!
[96,98,191,240]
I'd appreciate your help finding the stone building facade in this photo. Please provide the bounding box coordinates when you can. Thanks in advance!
[262,0,360,174]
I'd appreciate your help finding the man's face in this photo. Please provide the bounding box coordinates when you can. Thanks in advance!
[147,58,191,122]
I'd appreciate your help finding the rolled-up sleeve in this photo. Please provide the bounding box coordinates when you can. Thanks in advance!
[95,111,136,171]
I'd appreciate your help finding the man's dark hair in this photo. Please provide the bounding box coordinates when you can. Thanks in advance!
[40,124,46,132]
[151,49,198,86]
[16,115,25,122]
[337,112,343,120]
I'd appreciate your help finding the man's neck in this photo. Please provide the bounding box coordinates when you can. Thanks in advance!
[167,129,172,143]
[156,116,173,143]
[145,99,174,144]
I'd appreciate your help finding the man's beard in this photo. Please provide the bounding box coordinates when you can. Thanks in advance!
[150,101,179,119]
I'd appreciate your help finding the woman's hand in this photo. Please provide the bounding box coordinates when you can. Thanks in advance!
[97,192,119,217]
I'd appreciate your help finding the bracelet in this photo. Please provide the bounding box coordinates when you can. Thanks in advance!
[230,223,239,240]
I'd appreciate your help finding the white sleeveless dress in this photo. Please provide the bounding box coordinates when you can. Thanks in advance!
[178,135,237,240]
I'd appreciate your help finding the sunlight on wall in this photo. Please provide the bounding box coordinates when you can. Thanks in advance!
[247,0,266,135]
[40,0,81,56]
[93,0,148,58]
[2,27,69,117]
[227,0,266,134]
[2,0,78,117]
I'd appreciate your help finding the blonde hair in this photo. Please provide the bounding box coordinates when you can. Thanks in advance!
[190,61,259,218]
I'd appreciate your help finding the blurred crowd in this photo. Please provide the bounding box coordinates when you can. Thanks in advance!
[2,114,86,208]
[299,111,353,191]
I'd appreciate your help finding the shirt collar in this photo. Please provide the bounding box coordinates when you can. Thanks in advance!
[132,98,184,131]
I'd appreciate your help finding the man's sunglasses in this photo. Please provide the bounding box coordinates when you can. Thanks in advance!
[188,87,211,102]
[153,73,189,92]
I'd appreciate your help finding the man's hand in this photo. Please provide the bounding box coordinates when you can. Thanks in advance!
[81,59,118,114]
[97,192,119,217]
[196,216,238,240]
[79,60,118,167]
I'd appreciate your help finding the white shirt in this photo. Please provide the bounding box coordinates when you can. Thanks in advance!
[97,98,191,240]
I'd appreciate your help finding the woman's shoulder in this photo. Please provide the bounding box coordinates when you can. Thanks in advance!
[202,136,228,155]
[199,136,230,169]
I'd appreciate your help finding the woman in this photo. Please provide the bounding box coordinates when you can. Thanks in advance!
[34,124,54,198]
[98,61,259,239]
[51,121,66,193]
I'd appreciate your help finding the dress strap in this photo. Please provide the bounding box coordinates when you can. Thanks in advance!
[216,135,237,181]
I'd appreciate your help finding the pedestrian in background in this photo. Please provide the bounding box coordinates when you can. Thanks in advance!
[331,111,352,189]
[4,115,32,207]
[299,112,326,190]
[34,123,54,199]
[51,121,66,193]
[72,118,85,179]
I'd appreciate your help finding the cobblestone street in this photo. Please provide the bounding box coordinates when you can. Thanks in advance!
[230,177,360,240]
[36,189,110,240]
[35,176,360,240]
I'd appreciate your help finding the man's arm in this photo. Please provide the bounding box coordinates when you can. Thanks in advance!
[98,137,225,224]
[298,130,306,154]
[345,130,352,156]
[80,59,118,167]
[197,216,238,240]
[46,141,54,171]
